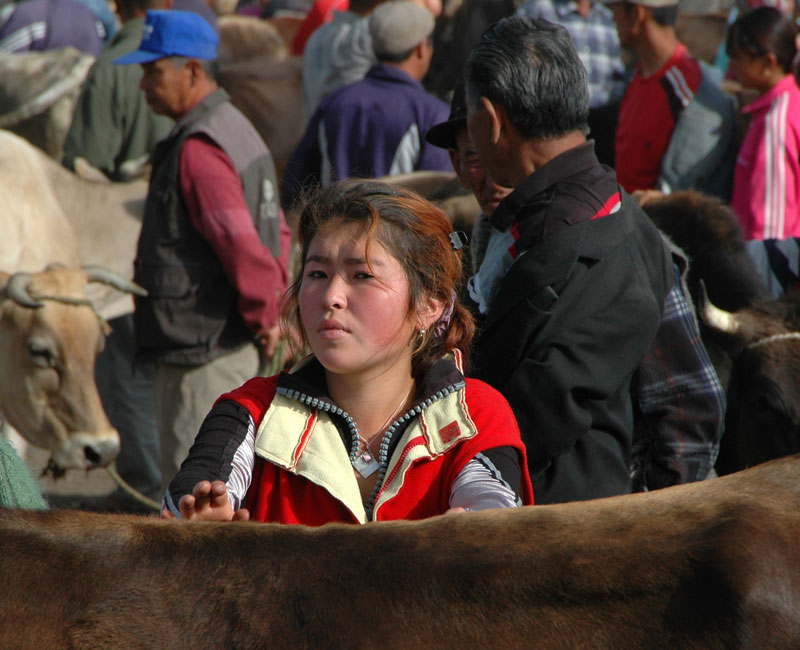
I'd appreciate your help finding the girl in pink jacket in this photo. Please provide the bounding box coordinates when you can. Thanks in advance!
[728,6,800,240]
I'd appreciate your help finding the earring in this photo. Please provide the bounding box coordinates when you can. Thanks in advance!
[419,329,427,336]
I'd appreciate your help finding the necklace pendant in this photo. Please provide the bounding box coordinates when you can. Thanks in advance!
[353,451,379,478]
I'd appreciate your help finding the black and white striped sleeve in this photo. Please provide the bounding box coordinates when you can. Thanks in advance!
[448,446,523,511]
[163,400,256,517]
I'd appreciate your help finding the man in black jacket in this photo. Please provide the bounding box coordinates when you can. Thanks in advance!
[462,16,674,503]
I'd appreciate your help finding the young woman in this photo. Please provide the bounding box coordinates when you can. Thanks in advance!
[728,6,800,240]
[163,180,533,524]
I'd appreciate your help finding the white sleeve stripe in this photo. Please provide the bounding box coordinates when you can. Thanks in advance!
[389,123,421,175]
[226,413,256,510]
[449,457,519,511]
[475,451,522,506]
[665,67,693,107]
[0,21,46,51]
[764,94,789,239]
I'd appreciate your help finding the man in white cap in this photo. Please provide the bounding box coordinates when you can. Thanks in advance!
[282,0,451,208]
[601,0,737,200]
[300,0,384,122]
[116,10,290,494]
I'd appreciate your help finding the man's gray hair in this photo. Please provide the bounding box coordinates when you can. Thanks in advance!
[464,16,590,141]
[169,55,219,81]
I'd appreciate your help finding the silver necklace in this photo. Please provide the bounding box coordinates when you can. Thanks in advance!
[352,384,413,479]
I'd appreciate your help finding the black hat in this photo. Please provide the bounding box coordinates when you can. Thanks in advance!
[425,80,467,150]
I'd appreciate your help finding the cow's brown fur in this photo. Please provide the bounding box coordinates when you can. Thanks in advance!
[218,56,304,183]
[3,456,800,649]
[218,15,288,65]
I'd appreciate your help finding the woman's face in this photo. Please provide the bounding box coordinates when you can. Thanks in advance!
[728,49,769,89]
[298,221,418,382]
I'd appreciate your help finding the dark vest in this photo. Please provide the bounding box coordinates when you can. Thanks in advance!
[134,89,281,365]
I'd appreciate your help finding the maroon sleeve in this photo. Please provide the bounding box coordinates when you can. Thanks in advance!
[179,135,290,332]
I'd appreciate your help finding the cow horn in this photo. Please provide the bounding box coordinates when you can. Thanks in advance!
[83,265,148,297]
[5,273,44,308]
[699,281,740,334]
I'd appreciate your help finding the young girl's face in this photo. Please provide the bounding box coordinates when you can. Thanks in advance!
[298,220,418,382]
[729,49,770,90]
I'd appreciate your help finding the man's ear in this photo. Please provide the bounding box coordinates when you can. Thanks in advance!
[632,4,649,32]
[187,59,204,83]
[480,96,507,145]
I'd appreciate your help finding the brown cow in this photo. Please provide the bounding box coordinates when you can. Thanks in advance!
[0,267,143,472]
[2,454,800,649]
[701,295,800,473]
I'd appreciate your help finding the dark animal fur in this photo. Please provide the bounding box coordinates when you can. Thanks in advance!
[3,456,800,649]
[643,191,769,311]
[644,191,800,473]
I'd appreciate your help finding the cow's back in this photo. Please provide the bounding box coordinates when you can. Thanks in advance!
[2,456,800,648]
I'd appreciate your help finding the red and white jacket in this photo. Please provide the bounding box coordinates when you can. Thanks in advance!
[165,353,533,524]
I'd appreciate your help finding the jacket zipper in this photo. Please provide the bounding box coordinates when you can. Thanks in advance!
[277,380,466,520]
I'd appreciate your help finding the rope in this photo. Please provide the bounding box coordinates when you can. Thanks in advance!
[104,465,161,512]
[746,332,800,350]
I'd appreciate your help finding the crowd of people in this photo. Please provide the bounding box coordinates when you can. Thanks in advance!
[2,0,799,527]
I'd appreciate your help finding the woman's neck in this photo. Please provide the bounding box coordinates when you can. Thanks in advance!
[327,369,416,441]
[760,69,788,94]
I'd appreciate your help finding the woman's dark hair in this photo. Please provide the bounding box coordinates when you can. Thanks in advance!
[727,6,798,73]
[282,180,476,380]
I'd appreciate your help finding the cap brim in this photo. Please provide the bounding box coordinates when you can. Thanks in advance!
[425,117,466,149]
[114,49,166,64]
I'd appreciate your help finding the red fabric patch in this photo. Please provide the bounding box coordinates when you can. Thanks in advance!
[508,222,521,259]
[590,192,621,220]
[439,421,461,444]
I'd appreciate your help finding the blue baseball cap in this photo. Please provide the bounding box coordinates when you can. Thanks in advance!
[115,10,218,65]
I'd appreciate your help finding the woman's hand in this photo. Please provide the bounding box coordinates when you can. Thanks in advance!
[161,480,250,522]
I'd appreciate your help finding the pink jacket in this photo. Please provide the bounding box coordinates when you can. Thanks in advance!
[731,74,800,240]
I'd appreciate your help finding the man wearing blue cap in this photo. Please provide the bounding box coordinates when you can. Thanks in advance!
[117,10,291,493]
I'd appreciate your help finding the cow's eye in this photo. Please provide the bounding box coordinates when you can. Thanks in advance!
[26,337,56,368]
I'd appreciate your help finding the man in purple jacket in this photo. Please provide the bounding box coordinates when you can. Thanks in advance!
[281,1,451,208]
[0,0,104,55]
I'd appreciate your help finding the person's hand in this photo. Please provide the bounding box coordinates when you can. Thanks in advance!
[256,324,281,360]
[168,480,251,522]
[445,507,467,515]
[632,189,665,207]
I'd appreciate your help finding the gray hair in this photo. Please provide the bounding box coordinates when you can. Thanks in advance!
[169,56,219,82]
[464,16,589,141]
